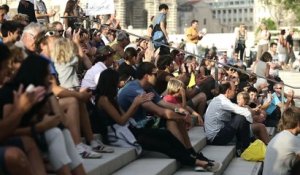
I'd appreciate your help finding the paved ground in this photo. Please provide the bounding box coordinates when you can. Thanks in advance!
[278,70,300,106]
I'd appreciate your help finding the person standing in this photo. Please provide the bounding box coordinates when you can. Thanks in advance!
[277,29,287,67]
[286,28,295,68]
[18,0,37,23]
[235,24,247,61]
[256,23,270,61]
[152,4,169,53]
[34,0,56,25]
[185,20,204,58]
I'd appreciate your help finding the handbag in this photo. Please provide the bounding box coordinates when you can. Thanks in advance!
[241,139,266,161]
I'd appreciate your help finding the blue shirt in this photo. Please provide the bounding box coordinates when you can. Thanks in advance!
[117,80,161,123]
[266,93,286,115]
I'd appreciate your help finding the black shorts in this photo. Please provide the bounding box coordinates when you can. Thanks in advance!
[0,137,24,174]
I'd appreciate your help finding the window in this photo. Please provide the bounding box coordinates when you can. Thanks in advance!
[230,1,233,5]
[218,10,221,14]
[250,8,253,13]
[239,18,242,22]
[223,18,226,22]
[234,9,237,13]
[228,10,231,14]
[244,9,248,13]
[223,10,226,14]
[233,18,237,22]
[203,18,206,25]
[235,1,239,4]
[239,9,242,13]
[228,18,231,22]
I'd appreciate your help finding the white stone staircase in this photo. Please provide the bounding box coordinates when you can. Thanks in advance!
[76,126,274,175]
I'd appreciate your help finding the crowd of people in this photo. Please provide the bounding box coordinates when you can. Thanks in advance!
[0,1,299,175]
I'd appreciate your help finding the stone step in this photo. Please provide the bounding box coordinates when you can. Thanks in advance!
[222,158,262,175]
[174,145,235,175]
[112,158,177,175]
[110,126,207,175]
[84,147,136,175]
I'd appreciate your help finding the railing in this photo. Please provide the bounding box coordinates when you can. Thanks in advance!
[90,20,300,110]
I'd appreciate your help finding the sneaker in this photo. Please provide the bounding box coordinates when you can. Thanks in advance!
[91,139,114,153]
[194,166,205,172]
[77,143,102,159]
[205,162,222,172]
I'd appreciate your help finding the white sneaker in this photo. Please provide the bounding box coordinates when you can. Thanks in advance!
[91,139,114,153]
[205,162,222,172]
[76,143,102,159]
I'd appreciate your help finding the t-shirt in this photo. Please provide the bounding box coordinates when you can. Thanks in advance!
[81,62,107,90]
[163,95,180,105]
[263,130,300,175]
[266,93,286,115]
[118,62,136,79]
[34,0,49,24]
[118,80,161,123]
[185,26,199,44]
[54,56,79,89]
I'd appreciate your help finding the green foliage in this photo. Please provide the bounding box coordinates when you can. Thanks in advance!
[261,0,300,23]
[261,18,277,30]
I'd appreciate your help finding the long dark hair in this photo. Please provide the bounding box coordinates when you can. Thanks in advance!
[95,69,120,112]
[64,0,76,15]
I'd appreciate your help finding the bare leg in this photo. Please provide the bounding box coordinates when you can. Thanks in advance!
[78,102,94,143]
[251,123,269,144]
[21,136,47,175]
[5,147,33,175]
[190,92,207,117]
[57,165,72,175]
[59,97,81,144]
[71,164,86,175]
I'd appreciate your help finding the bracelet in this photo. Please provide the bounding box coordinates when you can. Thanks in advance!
[174,107,179,113]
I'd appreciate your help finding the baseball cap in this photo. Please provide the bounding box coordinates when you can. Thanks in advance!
[95,45,116,57]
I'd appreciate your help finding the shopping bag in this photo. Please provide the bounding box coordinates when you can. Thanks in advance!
[241,139,266,161]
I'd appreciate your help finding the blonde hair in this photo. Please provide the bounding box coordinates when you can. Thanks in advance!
[237,91,250,104]
[51,38,76,64]
[166,78,185,95]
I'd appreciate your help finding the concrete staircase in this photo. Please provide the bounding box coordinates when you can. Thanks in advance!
[78,126,274,175]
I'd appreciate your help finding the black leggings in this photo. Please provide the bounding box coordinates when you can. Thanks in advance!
[129,127,196,166]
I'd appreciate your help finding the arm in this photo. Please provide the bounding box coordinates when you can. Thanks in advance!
[160,20,168,41]
[222,100,253,123]
[50,76,91,102]
[141,101,186,122]
[98,94,153,125]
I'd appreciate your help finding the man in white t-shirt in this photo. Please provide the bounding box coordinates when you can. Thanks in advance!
[81,45,115,90]
[263,107,300,175]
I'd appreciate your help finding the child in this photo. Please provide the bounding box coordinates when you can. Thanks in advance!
[163,78,203,126]
[236,92,269,144]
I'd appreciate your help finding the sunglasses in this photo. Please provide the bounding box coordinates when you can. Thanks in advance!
[45,31,56,37]
[57,30,64,33]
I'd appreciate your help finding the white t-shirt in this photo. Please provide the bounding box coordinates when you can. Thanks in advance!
[81,62,107,89]
[263,130,300,175]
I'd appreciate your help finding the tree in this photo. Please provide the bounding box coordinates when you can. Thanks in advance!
[261,0,300,25]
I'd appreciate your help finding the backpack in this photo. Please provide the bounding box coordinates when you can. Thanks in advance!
[151,14,166,47]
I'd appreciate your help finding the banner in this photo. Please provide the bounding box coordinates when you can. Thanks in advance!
[86,0,115,16]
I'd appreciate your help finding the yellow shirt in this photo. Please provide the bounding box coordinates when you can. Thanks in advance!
[185,26,199,44]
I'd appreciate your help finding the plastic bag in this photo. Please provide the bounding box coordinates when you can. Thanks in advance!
[241,139,266,161]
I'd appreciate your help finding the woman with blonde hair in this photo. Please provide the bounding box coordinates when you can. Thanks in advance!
[51,38,79,90]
